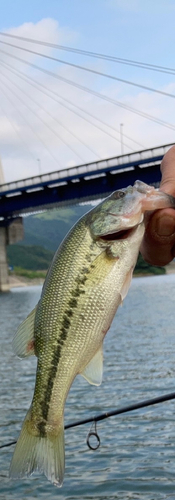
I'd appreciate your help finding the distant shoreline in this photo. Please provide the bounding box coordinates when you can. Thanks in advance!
[8,263,175,289]
[9,274,44,288]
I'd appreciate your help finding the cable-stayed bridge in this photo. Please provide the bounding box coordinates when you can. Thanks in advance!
[0,143,173,219]
[0,143,173,291]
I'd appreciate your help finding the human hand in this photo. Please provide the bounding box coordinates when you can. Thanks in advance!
[140,145,175,266]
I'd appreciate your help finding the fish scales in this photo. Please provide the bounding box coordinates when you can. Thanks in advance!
[33,220,121,430]
[10,180,175,486]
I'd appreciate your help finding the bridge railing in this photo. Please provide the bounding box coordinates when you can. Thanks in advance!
[0,143,173,195]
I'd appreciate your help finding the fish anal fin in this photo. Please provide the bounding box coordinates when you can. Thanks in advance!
[12,306,37,358]
[80,345,103,386]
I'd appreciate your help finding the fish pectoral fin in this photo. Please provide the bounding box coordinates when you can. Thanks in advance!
[120,267,134,302]
[12,306,37,358]
[80,345,103,386]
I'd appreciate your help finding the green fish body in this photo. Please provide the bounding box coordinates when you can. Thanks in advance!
[10,181,175,486]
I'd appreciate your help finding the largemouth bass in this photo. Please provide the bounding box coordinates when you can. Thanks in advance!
[10,180,175,486]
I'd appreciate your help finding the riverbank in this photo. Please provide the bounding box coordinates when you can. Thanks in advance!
[8,261,175,288]
[9,274,44,288]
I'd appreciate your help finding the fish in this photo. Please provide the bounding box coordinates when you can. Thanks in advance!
[9,180,175,487]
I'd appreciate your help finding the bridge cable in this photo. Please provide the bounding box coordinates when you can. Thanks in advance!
[0,93,37,163]
[0,59,142,150]
[0,74,89,164]
[1,390,175,451]
[0,39,174,101]
[0,65,102,160]
[0,79,63,168]
[0,31,175,76]
[0,48,174,132]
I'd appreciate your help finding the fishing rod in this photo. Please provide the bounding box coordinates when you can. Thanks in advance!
[1,390,175,451]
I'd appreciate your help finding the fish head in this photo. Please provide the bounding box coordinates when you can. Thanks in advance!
[88,180,175,243]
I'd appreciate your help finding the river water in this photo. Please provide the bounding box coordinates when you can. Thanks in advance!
[1,274,175,499]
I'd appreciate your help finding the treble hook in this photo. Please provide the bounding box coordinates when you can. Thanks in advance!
[86,420,100,450]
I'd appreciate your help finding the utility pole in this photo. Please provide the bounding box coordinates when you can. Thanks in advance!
[120,123,124,156]
[37,158,41,175]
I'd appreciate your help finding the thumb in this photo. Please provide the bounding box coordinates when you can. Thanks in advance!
[140,145,175,266]
[160,145,175,196]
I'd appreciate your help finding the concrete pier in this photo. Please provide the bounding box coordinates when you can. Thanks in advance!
[0,218,24,292]
[0,226,9,292]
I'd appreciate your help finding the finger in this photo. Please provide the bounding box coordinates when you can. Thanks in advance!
[160,145,175,195]
[141,145,175,265]
[140,208,175,265]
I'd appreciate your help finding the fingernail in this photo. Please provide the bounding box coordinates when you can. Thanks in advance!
[156,216,175,236]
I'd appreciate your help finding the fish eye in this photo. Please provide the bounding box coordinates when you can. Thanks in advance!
[114,190,125,198]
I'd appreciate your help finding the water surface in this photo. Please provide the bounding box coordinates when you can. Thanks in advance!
[1,275,175,499]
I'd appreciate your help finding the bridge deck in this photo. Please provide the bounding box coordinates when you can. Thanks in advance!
[0,143,173,219]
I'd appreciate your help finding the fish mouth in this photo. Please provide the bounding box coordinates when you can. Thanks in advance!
[99,224,139,241]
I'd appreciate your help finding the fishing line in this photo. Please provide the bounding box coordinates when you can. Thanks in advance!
[1,390,175,451]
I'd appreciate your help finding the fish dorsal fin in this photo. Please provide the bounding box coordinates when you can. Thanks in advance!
[12,306,37,358]
[80,345,103,386]
[120,267,133,302]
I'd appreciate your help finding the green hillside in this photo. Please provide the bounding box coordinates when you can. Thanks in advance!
[7,245,54,270]
[7,204,92,272]
[22,205,91,251]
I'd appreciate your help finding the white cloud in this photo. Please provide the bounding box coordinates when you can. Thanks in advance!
[6,17,78,52]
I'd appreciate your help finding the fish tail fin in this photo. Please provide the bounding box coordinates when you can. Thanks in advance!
[9,408,65,487]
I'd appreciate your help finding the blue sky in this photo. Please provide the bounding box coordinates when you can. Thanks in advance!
[2,0,175,63]
[0,0,175,182]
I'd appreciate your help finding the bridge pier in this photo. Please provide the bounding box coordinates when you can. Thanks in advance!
[0,226,9,292]
[0,218,24,292]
